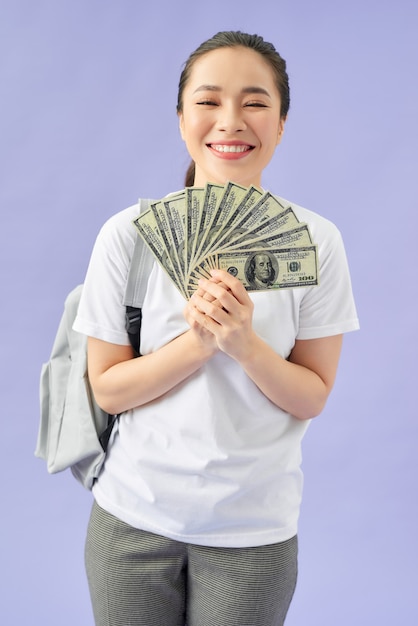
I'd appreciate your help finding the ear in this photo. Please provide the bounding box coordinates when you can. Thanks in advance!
[178,112,185,141]
[276,116,286,145]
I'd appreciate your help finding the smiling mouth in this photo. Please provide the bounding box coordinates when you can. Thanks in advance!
[208,144,254,153]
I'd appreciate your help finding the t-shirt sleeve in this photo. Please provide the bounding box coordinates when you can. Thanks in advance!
[73,209,137,345]
[297,225,359,340]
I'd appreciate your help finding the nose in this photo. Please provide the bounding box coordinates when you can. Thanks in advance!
[216,103,246,133]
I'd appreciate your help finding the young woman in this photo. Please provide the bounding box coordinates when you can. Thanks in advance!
[74,31,359,626]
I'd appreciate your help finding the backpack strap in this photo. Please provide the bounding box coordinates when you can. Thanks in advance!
[123,198,155,356]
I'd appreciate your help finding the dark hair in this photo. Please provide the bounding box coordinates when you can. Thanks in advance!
[177,31,290,187]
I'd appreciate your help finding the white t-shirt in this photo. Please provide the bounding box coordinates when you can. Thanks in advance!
[74,195,359,547]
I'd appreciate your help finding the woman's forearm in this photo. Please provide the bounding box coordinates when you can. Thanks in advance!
[238,340,326,420]
[88,329,216,415]
[237,333,343,420]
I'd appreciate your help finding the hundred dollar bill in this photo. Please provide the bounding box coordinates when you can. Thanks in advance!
[223,206,300,251]
[189,184,263,274]
[216,245,319,291]
[213,192,295,253]
[132,208,186,297]
[151,199,186,291]
[196,181,248,255]
[206,186,263,251]
[186,261,214,298]
[189,183,225,272]
[229,191,287,232]
[163,193,187,277]
[185,186,205,275]
[227,223,313,251]
[185,257,218,298]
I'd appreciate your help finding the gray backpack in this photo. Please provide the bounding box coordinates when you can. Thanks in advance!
[35,199,154,489]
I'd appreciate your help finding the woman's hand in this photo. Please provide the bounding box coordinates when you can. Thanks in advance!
[183,289,220,355]
[185,269,256,362]
[185,268,343,420]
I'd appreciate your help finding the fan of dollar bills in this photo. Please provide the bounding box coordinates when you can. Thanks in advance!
[133,181,319,300]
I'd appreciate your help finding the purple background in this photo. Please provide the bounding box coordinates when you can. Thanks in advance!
[1,0,416,623]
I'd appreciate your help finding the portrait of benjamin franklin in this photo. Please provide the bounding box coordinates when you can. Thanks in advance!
[245,252,278,290]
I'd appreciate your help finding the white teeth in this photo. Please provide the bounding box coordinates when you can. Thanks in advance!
[211,144,250,153]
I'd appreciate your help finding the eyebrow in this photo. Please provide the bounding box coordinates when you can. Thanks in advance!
[193,84,271,97]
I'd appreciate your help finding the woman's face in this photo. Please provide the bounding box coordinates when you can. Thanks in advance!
[178,46,285,188]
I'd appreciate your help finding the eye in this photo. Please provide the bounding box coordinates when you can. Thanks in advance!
[196,100,218,106]
[244,101,268,108]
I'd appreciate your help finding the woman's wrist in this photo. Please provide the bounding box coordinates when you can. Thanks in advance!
[185,327,218,362]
